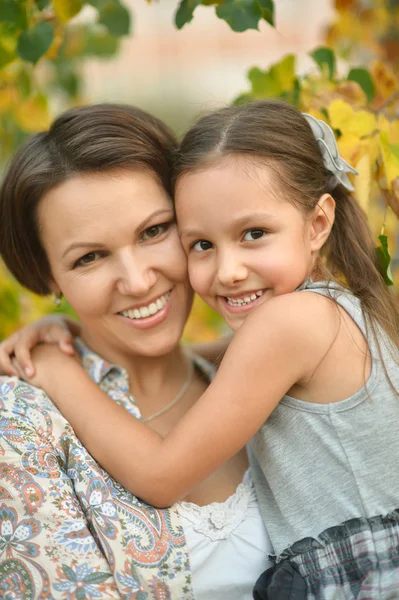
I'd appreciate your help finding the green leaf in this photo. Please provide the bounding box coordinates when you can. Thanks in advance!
[84,29,119,57]
[310,46,336,80]
[36,0,50,9]
[233,92,253,105]
[98,1,131,37]
[216,0,263,32]
[175,0,202,29]
[376,234,394,286]
[55,65,80,98]
[347,67,376,103]
[248,66,280,97]
[0,0,28,33]
[17,21,54,64]
[0,0,27,30]
[257,0,274,26]
[0,40,15,68]
[18,67,32,98]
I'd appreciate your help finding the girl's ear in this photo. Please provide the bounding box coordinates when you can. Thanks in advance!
[309,193,335,252]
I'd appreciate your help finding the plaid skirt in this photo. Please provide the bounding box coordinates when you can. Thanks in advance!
[253,510,399,599]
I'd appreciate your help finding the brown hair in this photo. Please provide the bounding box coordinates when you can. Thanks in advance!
[0,104,177,295]
[174,99,399,349]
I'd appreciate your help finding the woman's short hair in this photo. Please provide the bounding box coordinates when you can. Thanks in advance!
[0,104,177,295]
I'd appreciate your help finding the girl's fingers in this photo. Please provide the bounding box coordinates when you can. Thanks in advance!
[52,328,75,355]
[0,340,19,376]
[59,339,76,355]
[11,357,28,381]
[13,338,36,378]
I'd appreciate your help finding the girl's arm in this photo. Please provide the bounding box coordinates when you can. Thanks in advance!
[29,292,336,507]
[0,314,80,377]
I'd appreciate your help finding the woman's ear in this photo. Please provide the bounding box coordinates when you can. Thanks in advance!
[48,280,62,295]
[309,193,335,252]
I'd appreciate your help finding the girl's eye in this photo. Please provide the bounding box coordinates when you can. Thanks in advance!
[243,229,266,241]
[142,223,168,240]
[75,252,101,267]
[192,240,213,252]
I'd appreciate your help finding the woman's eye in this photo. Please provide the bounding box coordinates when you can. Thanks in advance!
[192,240,213,252]
[142,223,168,240]
[75,252,101,267]
[243,229,266,241]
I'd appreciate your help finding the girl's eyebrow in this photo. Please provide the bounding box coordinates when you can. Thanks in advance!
[62,208,173,258]
[179,212,278,240]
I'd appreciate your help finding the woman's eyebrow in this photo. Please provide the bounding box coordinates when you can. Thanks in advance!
[62,208,173,258]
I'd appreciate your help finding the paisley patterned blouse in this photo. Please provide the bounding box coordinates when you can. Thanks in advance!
[0,339,193,599]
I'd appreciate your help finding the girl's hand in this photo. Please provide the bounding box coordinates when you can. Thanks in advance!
[0,315,79,378]
[12,343,81,391]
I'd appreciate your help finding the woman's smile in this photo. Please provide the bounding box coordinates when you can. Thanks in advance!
[117,289,173,329]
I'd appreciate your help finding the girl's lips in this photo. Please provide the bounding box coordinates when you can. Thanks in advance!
[220,291,267,314]
[117,290,173,330]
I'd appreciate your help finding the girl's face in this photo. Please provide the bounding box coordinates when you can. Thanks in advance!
[38,169,193,363]
[175,157,322,332]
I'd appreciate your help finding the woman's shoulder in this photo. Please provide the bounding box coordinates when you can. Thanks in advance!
[0,375,60,417]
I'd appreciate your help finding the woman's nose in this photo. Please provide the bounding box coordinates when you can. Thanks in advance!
[115,251,157,296]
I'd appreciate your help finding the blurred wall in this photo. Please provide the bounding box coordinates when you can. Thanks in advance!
[82,0,334,133]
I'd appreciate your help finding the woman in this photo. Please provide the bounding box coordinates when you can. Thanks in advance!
[0,104,272,599]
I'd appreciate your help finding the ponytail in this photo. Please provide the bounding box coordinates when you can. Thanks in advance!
[325,184,399,350]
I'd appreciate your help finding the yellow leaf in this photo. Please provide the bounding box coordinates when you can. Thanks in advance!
[378,114,399,144]
[378,115,399,190]
[379,131,399,190]
[53,0,83,23]
[0,87,14,111]
[14,94,51,133]
[370,60,398,102]
[354,153,371,213]
[333,81,367,109]
[328,99,376,137]
[272,55,295,92]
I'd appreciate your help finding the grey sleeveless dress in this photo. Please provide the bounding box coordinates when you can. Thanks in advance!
[249,281,399,599]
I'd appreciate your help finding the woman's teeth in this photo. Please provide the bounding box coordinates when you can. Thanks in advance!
[120,292,170,320]
[226,290,263,306]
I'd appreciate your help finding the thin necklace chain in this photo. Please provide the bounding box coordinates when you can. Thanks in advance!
[142,357,195,423]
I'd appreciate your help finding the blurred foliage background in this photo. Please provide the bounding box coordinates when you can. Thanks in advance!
[0,0,398,342]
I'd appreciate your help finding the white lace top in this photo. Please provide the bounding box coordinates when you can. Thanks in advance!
[177,468,273,600]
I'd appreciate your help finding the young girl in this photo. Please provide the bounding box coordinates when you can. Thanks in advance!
[2,100,399,598]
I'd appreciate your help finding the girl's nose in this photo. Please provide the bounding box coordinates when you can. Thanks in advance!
[216,252,247,287]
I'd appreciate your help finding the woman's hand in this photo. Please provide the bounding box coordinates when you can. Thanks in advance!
[0,314,80,378]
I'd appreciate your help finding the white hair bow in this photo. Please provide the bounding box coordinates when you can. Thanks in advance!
[302,113,358,192]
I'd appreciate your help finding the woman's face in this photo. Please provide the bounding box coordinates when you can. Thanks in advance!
[38,169,193,363]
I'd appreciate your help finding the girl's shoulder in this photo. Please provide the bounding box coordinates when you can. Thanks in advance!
[229,290,342,387]
[243,288,339,342]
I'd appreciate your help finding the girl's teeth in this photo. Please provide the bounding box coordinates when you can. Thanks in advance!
[226,291,264,306]
[121,292,170,320]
